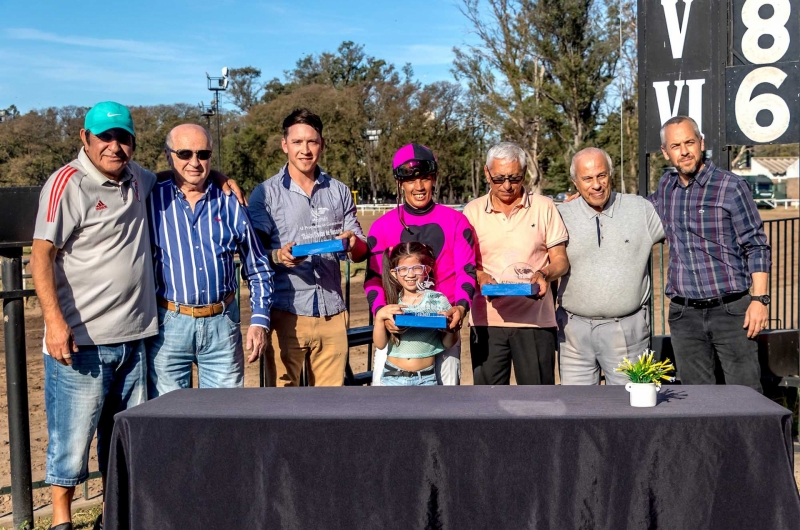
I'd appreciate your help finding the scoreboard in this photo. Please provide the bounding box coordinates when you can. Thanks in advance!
[639,0,799,184]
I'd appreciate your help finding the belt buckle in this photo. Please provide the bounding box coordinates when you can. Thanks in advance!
[191,306,197,318]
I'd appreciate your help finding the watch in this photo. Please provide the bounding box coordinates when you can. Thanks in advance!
[750,294,770,306]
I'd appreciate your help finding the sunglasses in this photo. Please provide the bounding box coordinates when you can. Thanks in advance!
[167,148,213,161]
[487,167,524,184]
[95,130,134,145]
[392,264,430,276]
[394,159,437,180]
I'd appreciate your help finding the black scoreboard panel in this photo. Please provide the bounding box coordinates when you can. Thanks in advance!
[640,0,798,158]
[726,0,799,145]
[640,0,726,154]
[726,62,799,145]
[0,187,41,248]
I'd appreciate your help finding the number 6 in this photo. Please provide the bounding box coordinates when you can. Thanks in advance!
[735,66,790,143]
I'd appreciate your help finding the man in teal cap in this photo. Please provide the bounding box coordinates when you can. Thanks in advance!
[31,101,157,529]
[32,100,242,530]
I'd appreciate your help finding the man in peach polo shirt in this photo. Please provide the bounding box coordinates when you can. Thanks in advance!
[464,142,569,385]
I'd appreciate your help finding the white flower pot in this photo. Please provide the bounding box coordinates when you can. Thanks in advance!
[625,382,660,407]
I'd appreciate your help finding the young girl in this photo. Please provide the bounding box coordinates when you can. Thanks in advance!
[373,242,458,386]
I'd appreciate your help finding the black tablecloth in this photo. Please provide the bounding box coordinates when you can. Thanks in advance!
[105,385,800,529]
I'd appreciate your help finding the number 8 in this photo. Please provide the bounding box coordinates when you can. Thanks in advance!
[741,0,791,64]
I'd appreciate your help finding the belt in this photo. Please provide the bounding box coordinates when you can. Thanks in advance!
[671,291,748,309]
[157,292,235,318]
[383,365,435,378]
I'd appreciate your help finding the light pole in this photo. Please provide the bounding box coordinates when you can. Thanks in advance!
[206,67,229,170]
[199,101,216,130]
[364,129,382,203]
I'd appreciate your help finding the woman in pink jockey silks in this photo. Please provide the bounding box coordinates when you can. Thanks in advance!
[365,143,477,385]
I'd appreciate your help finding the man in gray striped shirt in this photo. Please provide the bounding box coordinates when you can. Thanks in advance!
[249,108,368,386]
[557,148,665,385]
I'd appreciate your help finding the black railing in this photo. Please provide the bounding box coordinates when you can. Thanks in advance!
[765,218,798,330]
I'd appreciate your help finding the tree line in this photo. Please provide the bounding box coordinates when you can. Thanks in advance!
[2,0,642,202]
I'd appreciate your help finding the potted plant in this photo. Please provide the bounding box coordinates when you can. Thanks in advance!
[616,350,676,407]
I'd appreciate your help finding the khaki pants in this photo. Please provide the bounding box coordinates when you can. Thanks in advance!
[265,309,349,387]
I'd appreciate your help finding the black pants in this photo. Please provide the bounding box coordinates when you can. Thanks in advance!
[668,295,762,393]
[470,326,556,385]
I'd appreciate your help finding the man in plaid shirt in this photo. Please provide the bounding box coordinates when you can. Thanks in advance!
[650,116,770,392]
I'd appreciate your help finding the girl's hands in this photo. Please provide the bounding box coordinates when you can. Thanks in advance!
[377,304,405,322]
[442,306,466,333]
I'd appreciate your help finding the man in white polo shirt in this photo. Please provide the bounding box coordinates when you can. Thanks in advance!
[556,147,665,385]
[31,102,157,530]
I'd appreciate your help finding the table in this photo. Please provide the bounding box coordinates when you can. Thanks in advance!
[105,385,800,529]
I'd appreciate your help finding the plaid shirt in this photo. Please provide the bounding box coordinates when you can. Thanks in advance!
[649,161,770,299]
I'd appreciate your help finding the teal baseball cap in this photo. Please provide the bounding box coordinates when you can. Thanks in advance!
[84,101,136,137]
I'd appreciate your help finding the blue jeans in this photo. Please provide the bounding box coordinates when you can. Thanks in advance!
[44,339,146,486]
[381,360,438,386]
[146,302,243,397]
[668,295,762,392]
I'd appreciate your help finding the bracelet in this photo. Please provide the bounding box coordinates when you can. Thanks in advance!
[271,249,281,264]
[534,269,547,281]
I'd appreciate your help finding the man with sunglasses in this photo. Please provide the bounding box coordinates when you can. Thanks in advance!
[31,101,158,530]
[365,144,477,385]
[464,142,569,385]
[248,108,368,387]
[556,148,665,385]
[146,124,274,396]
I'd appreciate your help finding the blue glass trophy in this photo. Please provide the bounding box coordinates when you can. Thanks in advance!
[481,262,541,297]
[394,277,448,329]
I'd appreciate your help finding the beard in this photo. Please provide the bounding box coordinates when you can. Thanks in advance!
[677,155,703,177]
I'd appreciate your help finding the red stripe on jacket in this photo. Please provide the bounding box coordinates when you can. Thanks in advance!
[47,166,77,222]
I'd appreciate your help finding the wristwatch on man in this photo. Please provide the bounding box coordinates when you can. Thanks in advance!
[750,294,771,306]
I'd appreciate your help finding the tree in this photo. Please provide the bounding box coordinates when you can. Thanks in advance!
[454,0,620,194]
[595,0,637,193]
[226,67,265,112]
[530,0,618,155]
[454,0,547,192]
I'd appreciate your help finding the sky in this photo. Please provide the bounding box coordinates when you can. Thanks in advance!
[0,0,476,113]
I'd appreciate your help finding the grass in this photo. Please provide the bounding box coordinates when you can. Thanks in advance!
[1,505,102,530]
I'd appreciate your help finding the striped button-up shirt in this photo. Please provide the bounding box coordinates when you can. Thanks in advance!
[148,179,274,328]
[649,161,770,299]
[248,165,365,317]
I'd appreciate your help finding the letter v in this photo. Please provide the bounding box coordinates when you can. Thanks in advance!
[660,0,694,59]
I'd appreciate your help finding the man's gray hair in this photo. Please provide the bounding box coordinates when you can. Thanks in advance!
[486,142,527,170]
[165,124,214,150]
[659,115,702,147]
[569,147,614,181]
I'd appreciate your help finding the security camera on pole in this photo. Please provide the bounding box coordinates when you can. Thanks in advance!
[206,66,229,170]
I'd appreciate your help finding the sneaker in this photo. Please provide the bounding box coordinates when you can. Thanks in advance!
[93,513,103,530]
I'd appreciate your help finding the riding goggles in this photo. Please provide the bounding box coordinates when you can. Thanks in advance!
[393,159,438,180]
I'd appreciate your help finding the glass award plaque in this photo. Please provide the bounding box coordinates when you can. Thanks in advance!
[481,262,541,297]
[291,238,349,257]
[394,275,448,329]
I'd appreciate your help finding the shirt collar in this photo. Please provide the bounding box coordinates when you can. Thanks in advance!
[484,187,531,213]
[578,191,617,219]
[281,164,328,191]
[170,174,214,199]
[78,147,133,186]
[670,161,715,189]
